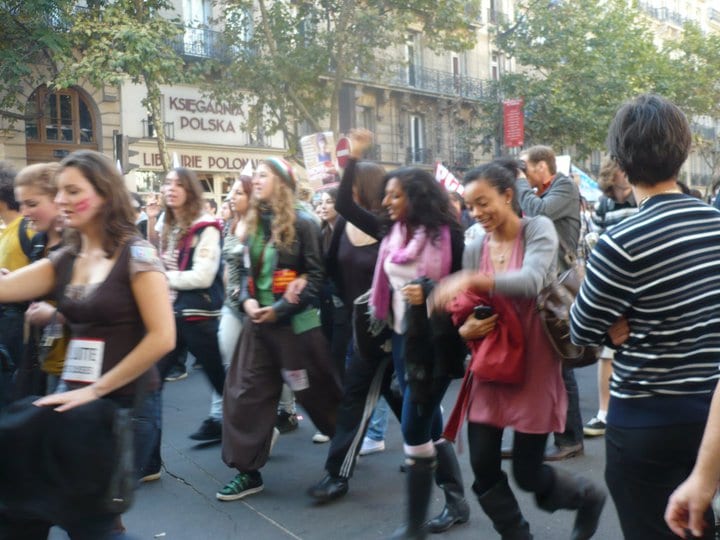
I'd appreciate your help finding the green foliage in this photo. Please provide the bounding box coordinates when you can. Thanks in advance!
[487,0,672,160]
[209,0,481,155]
[0,0,74,123]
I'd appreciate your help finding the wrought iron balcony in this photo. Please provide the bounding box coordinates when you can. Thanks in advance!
[171,27,228,60]
[353,64,488,101]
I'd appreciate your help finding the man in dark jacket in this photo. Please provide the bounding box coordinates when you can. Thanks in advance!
[515,146,584,461]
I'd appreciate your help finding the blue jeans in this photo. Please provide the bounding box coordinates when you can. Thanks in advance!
[366,397,390,441]
[0,512,129,540]
[392,333,447,446]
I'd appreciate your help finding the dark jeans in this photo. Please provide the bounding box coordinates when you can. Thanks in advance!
[553,366,583,447]
[131,389,161,480]
[467,422,553,496]
[605,423,715,540]
[392,332,446,446]
[325,338,403,479]
[0,512,129,540]
[157,317,225,395]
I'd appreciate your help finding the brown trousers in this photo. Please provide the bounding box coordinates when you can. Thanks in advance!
[222,321,342,472]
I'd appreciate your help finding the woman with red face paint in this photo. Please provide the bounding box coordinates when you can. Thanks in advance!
[148,167,227,475]
[0,150,175,539]
[13,162,67,396]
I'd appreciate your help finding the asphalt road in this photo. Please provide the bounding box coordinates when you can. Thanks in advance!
[51,362,624,540]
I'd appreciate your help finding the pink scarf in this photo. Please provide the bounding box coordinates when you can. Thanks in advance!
[369,223,452,321]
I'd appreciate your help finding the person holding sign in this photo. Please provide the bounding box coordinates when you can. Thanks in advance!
[0,150,175,538]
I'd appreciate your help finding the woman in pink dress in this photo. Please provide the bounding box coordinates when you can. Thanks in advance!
[431,159,605,540]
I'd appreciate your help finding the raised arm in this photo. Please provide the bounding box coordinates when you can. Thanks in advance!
[335,129,382,240]
[515,174,579,222]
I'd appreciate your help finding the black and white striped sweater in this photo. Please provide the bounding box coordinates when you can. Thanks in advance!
[571,193,720,428]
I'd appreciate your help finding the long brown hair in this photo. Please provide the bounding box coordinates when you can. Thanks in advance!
[161,167,204,248]
[57,150,137,257]
[247,161,297,249]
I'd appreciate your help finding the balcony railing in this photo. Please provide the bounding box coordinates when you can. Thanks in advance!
[352,65,488,101]
[406,147,433,165]
[171,27,227,60]
[142,120,175,140]
[638,2,687,26]
[448,148,474,169]
[710,8,720,22]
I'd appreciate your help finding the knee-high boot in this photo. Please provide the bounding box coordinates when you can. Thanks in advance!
[389,455,437,539]
[476,472,533,540]
[535,468,606,540]
[426,441,470,533]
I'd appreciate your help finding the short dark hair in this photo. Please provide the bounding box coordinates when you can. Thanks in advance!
[0,161,19,210]
[606,94,691,186]
[525,145,557,175]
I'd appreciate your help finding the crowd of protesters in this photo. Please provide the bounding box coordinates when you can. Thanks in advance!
[1,94,720,540]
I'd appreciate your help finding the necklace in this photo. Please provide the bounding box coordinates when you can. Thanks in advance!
[489,237,513,265]
[638,189,681,208]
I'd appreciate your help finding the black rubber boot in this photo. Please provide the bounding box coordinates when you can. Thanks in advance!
[536,468,606,540]
[476,472,533,540]
[426,441,470,533]
[389,455,437,539]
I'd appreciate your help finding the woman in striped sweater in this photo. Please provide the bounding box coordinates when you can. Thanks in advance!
[570,94,720,540]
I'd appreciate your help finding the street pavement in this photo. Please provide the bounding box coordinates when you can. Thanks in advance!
[52,363,623,540]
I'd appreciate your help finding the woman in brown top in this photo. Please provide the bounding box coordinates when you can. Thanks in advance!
[0,150,175,539]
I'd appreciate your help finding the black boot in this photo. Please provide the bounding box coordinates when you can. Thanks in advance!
[536,468,606,540]
[476,472,533,540]
[389,455,437,539]
[426,441,470,533]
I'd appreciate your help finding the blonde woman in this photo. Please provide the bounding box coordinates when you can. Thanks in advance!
[218,158,341,501]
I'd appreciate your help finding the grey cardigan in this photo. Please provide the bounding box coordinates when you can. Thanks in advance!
[463,216,558,298]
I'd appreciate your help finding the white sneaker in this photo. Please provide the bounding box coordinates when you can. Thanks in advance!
[312,431,330,443]
[359,437,385,456]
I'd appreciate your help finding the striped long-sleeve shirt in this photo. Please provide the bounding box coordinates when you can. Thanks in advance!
[570,193,720,428]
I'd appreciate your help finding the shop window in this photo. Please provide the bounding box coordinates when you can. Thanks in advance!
[25,86,96,145]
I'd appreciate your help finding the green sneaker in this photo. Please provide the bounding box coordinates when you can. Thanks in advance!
[216,472,264,501]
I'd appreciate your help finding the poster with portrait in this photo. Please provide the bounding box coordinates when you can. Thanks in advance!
[301,131,339,189]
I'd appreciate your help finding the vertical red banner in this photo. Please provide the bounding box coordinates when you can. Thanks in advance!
[503,98,524,148]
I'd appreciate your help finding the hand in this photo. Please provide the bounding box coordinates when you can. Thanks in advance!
[253,307,277,324]
[459,314,498,341]
[25,301,57,326]
[402,284,425,306]
[34,385,99,412]
[428,271,476,313]
[665,472,716,538]
[608,316,629,346]
[349,128,373,159]
[243,298,261,319]
[283,277,308,304]
[146,195,161,219]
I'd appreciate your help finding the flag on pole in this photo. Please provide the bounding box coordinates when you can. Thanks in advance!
[435,161,464,195]
[240,160,254,178]
[116,160,123,174]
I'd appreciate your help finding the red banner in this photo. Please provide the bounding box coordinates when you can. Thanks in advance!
[503,99,524,148]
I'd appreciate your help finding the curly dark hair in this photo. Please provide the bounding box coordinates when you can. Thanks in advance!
[381,167,458,240]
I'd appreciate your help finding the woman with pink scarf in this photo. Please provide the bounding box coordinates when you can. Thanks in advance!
[344,132,467,538]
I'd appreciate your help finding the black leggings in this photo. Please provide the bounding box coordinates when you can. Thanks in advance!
[467,422,554,496]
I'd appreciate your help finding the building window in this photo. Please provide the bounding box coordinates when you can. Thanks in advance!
[408,114,428,163]
[406,36,417,86]
[491,52,499,81]
[25,86,96,145]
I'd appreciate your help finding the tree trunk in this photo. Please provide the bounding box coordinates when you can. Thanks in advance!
[144,76,171,173]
